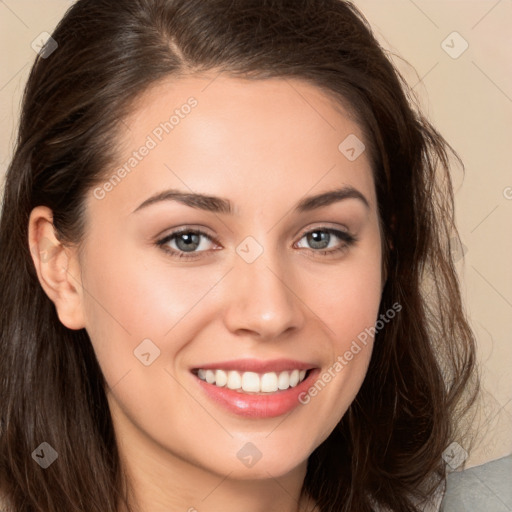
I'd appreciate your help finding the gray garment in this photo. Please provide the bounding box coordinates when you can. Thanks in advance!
[372,454,512,511]
[441,454,512,511]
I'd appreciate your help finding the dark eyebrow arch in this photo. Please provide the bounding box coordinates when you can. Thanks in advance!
[131,186,370,215]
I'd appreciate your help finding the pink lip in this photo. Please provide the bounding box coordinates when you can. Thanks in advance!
[192,366,321,419]
[191,358,315,373]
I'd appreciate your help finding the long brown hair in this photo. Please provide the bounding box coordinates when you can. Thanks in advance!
[0,0,479,510]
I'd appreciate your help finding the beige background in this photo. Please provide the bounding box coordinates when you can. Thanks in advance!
[1,1,511,469]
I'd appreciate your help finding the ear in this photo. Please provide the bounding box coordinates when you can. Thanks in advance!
[28,206,86,330]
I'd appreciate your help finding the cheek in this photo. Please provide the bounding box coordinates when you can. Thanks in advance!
[79,236,170,383]
[296,241,382,422]
[81,232,205,336]
[80,234,227,388]
[301,246,383,346]
[317,269,380,326]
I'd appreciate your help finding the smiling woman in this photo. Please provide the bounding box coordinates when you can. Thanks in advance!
[0,1,479,512]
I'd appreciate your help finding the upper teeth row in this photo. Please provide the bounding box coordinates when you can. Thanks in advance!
[197,369,308,393]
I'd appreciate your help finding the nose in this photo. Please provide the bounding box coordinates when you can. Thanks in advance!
[222,247,306,340]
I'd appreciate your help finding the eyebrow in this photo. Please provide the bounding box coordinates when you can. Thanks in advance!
[131,185,370,215]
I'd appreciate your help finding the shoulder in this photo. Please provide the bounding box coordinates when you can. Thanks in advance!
[440,454,512,511]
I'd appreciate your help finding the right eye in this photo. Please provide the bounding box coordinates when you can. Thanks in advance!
[156,227,220,260]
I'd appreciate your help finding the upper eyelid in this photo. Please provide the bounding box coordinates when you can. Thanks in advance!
[159,223,351,240]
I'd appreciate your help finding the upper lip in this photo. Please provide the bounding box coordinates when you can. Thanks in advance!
[191,358,316,374]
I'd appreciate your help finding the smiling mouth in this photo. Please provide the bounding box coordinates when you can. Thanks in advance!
[191,368,313,394]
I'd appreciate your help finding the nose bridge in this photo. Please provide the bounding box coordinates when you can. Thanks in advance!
[223,237,304,338]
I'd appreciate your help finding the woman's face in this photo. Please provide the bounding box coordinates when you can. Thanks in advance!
[76,75,383,482]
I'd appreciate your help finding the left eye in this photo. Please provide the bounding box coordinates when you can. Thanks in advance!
[156,226,357,260]
[296,228,356,252]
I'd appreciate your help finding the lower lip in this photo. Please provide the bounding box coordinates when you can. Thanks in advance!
[193,369,320,418]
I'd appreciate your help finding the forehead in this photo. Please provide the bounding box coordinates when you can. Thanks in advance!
[92,73,376,218]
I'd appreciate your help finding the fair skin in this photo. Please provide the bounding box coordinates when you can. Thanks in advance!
[29,74,384,512]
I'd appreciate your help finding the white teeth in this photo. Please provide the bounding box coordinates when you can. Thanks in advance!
[226,370,242,390]
[277,371,290,390]
[261,372,278,392]
[241,372,260,392]
[215,369,228,387]
[196,368,309,393]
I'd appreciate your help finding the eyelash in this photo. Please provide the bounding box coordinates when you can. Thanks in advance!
[156,226,358,261]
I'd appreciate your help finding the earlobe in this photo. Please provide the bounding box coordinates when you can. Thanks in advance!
[28,206,86,330]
